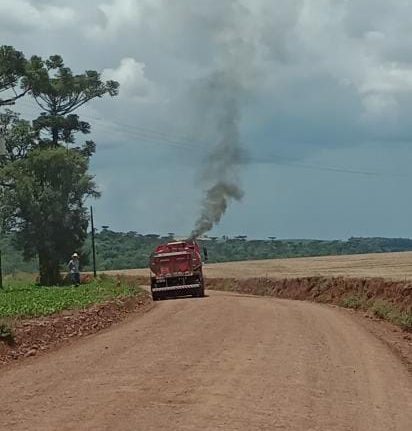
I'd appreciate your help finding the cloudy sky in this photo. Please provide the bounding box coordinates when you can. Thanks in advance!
[2,0,412,239]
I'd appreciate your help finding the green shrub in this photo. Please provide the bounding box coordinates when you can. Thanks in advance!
[370,300,394,320]
[0,321,14,345]
[341,295,366,310]
[368,300,412,331]
[392,312,412,331]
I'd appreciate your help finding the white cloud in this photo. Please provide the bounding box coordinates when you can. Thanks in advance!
[88,0,162,39]
[360,64,412,94]
[103,57,154,100]
[0,0,75,31]
[88,0,141,38]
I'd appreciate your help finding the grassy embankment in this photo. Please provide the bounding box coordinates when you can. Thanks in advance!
[341,295,412,330]
[0,274,144,343]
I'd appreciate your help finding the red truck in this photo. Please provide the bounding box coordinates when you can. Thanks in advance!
[149,240,206,300]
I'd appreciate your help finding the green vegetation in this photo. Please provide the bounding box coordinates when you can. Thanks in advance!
[397,313,412,331]
[0,45,40,106]
[200,236,412,263]
[370,300,412,331]
[0,321,14,344]
[0,45,119,285]
[0,275,141,319]
[370,300,394,320]
[3,231,412,275]
[369,300,411,330]
[0,234,38,275]
[87,232,412,270]
[340,295,366,310]
[341,296,412,331]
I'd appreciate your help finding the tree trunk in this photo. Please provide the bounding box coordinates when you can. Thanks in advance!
[51,126,59,147]
[38,251,61,286]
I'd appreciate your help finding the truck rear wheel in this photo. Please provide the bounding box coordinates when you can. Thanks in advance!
[193,285,204,298]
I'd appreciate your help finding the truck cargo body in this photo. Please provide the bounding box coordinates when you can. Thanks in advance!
[149,241,205,300]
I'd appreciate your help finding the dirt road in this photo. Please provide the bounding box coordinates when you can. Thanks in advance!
[1,291,411,430]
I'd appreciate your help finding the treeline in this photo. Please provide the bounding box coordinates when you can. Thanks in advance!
[89,232,412,269]
[4,230,412,274]
[199,236,412,263]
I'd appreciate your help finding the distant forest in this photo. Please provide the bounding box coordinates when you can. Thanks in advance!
[3,229,412,275]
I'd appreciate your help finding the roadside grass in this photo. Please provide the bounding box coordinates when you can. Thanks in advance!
[340,295,366,310]
[0,275,143,319]
[341,295,412,331]
[370,300,412,331]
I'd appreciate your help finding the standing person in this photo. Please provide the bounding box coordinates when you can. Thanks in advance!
[68,253,80,286]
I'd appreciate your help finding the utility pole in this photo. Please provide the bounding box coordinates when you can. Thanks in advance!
[90,206,97,278]
[1,126,6,288]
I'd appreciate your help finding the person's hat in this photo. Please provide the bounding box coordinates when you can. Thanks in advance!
[72,252,79,258]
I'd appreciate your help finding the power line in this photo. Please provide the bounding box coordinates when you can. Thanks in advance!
[253,153,409,177]
[10,99,410,178]
[17,99,206,151]
[83,113,201,146]
[85,116,203,151]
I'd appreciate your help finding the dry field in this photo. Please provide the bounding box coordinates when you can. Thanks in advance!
[115,251,412,280]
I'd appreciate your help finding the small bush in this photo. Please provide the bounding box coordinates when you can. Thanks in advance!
[393,312,412,331]
[368,300,412,331]
[371,300,394,320]
[341,295,365,310]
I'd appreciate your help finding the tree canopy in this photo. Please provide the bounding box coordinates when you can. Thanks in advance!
[0,110,34,165]
[0,46,28,106]
[1,147,98,284]
[29,55,119,114]
[27,55,119,147]
[0,46,119,285]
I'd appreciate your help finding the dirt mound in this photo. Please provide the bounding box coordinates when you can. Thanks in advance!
[0,291,152,366]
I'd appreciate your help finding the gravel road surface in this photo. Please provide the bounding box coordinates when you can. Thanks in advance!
[1,291,411,430]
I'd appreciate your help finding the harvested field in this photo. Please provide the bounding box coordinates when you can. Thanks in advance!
[116,251,412,280]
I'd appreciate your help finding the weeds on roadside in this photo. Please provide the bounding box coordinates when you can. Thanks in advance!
[370,300,394,320]
[0,321,14,345]
[396,313,412,331]
[369,300,412,331]
[341,295,366,310]
[338,296,412,331]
